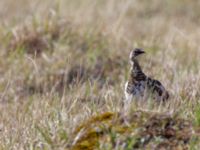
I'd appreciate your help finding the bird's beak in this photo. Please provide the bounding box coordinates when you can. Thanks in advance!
[139,50,145,54]
[137,50,145,55]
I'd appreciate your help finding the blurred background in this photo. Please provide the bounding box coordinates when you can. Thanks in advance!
[0,0,200,149]
[0,0,199,100]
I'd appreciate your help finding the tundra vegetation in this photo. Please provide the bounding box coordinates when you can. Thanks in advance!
[0,0,200,149]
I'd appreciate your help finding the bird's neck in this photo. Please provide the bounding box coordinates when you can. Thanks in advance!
[132,58,142,71]
[131,59,144,78]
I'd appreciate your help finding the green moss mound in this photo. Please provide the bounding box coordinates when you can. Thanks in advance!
[70,111,197,150]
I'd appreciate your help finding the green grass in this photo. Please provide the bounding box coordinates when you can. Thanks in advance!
[0,0,200,149]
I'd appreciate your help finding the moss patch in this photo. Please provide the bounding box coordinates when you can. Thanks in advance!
[70,111,198,150]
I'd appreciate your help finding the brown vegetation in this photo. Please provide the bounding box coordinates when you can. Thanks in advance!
[0,0,200,149]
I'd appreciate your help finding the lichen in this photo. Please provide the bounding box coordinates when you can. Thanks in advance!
[70,111,197,150]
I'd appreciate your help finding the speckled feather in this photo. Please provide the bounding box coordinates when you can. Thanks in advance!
[125,48,169,102]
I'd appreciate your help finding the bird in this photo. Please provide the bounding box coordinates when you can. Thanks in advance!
[124,48,169,103]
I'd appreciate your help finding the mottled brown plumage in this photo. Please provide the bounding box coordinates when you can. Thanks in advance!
[125,48,169,102]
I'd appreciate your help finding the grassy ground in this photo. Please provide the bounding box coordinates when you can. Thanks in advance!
[0,0,200,149]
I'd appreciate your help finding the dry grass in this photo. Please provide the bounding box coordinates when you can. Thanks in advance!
[0,0,200,149]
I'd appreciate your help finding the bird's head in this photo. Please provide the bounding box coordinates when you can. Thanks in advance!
[129,48,145,61]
